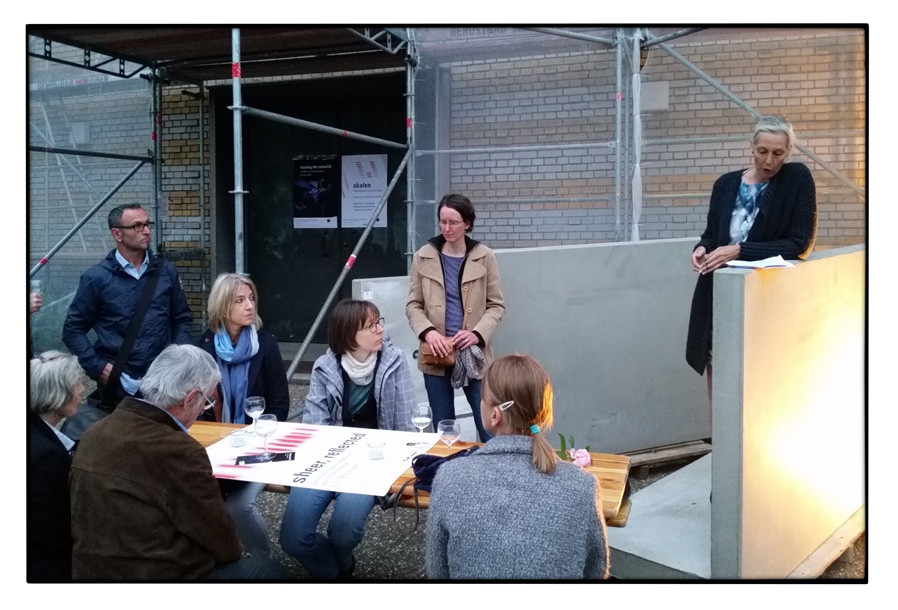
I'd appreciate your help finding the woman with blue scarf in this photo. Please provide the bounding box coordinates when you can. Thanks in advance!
[197,273,290,558]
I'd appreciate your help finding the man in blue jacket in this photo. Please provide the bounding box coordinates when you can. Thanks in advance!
[63,203,193,407]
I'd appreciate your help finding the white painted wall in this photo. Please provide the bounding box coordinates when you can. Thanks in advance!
[711,244,865,578]
[354,237,709,453]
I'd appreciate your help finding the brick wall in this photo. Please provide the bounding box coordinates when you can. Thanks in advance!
[423,28,866,250]
[28,28,866,350]
[28,73,212,341]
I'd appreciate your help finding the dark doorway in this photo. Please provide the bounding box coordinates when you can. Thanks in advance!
[213,72,408,343]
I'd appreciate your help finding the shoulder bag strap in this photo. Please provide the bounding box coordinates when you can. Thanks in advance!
[103,254,166,404]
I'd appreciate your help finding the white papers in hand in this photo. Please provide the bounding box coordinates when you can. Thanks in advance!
[726,255,794,269]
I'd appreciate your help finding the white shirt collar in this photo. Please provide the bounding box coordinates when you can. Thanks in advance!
[115,249,149,279]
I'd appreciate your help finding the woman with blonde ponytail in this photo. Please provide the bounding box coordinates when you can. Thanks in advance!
[425,354,609,580]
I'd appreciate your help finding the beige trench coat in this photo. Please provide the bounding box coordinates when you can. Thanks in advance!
[405,238,505,377]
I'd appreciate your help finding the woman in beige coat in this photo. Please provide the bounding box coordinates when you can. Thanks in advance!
[406,193,505,441]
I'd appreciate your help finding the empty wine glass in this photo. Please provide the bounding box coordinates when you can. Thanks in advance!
[437,419,460,450]
[412,404,432,433]
[245,396,265,431]
[254,414,277,461]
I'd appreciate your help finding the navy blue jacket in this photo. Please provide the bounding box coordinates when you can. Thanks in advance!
[195,328,290,423]
[62,249,193,387]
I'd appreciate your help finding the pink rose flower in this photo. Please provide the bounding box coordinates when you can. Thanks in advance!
[568,448,591,468]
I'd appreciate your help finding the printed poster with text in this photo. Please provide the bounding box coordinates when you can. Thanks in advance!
[205,422,438,496]
[293,155,339,228]
[341,154,388,228]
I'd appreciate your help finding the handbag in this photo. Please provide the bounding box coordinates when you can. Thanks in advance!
[418,286,470,367]
[419,342,455,366]
[376,446,479,529]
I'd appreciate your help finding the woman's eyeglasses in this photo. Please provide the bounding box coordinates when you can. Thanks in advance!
[439,219,464,227]
[364,317,385,333]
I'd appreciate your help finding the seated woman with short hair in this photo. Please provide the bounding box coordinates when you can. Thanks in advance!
[279,298,416,579]
[28,350,86,582]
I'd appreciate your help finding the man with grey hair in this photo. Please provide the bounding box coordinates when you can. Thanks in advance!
[69,344,285,581]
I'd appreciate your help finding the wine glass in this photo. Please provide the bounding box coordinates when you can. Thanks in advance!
[437,419,460,451]
[245,396,266,430]
[412,404,432,433]
[254,414,277,461]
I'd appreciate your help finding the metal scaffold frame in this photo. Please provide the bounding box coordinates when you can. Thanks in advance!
[27,27,866,375]
[226,28,419,379]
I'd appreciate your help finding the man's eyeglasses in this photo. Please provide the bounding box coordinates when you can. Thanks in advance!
[439,219,464,228]
[115,221,154,232]
[364,317,385,333]
[198,390,216,411]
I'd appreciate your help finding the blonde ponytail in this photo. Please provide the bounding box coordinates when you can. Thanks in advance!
[482,354,558,475]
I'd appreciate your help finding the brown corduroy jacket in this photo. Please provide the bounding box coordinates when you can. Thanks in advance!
[69,398,240,580]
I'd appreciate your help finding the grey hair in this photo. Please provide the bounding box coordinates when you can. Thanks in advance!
[752,115,795,149]
[30,351,84,416]
[139,344,221,410]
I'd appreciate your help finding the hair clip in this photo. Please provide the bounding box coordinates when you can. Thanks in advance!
[498,400,514,411]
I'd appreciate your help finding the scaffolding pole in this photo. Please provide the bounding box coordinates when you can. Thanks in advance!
[286,146,414,381]
[151,68,162,250]
[242,107,408,150]
[524,27,616,47]
[230,28,248,273]
[405,30,418,269]
[416,141,614,156]
[614,29,624,238]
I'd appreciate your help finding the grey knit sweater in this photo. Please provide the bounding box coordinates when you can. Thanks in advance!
[425,435,609,579]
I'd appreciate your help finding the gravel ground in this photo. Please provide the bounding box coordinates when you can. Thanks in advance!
[253,382,866,581]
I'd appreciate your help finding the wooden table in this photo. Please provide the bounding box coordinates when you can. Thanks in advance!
[189,421,631,526]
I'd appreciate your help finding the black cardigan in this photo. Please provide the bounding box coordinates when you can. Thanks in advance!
[685,162,817,374]
[27,411,75,581]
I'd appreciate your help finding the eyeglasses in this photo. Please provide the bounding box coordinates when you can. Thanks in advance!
[115,221,154,232]
[198,390,216,411]
[364,317,385,333]
[439,219,465,228]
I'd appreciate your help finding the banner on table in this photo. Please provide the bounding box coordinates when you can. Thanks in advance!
[205,422,438,496]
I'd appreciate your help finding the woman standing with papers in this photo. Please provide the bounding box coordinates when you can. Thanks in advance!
[279,299,416,580]
[686,115,817,410]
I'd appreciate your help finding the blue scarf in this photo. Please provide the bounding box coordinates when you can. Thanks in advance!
[214,325,260,423]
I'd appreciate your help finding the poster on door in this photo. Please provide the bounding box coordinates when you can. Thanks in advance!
[341,154,388,228]
[293,155,339,228]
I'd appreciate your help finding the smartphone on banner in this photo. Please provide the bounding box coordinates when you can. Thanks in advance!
[235,452,296,465]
